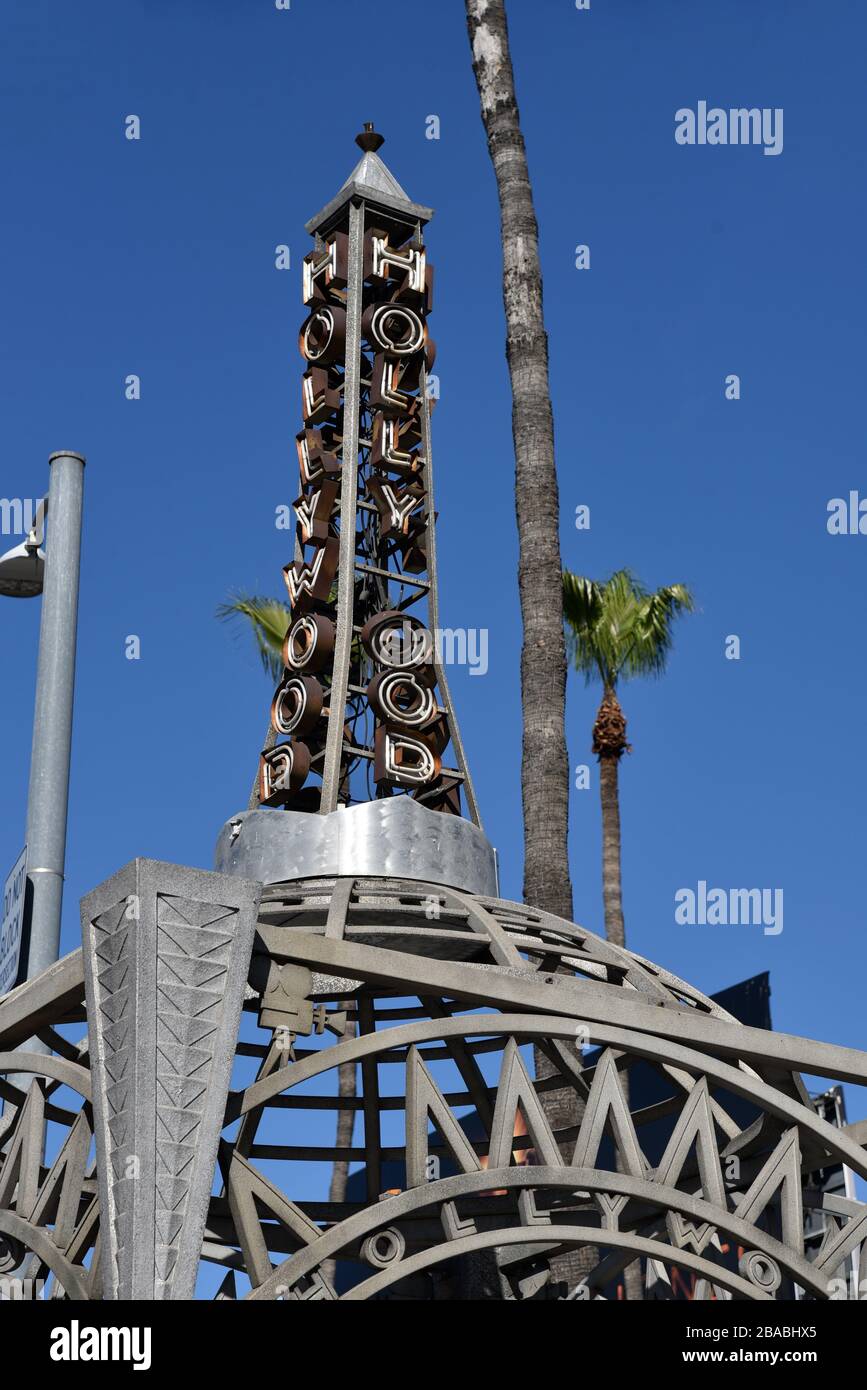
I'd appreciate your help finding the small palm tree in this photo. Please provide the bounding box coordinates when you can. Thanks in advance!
[218,593,291,802]
[563,569,693,1299]
[562,569,694,949]
[217,592,290,684]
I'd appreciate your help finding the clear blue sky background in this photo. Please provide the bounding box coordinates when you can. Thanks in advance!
[1,0,864,1134]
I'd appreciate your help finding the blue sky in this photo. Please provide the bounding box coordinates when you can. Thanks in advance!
[1,0,865,1132]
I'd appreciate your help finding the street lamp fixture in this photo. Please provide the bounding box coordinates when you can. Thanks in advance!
[0,499,47,598]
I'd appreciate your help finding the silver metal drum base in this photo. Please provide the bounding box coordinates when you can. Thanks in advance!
[214,797,497,896]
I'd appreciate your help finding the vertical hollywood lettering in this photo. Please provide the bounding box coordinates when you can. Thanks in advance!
[256,126,479,822]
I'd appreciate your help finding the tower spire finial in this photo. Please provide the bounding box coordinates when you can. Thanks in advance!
[355,122,384,153]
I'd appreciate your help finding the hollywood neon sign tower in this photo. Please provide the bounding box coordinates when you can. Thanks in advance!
[257,121,478,822]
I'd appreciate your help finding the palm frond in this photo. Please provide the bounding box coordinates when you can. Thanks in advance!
[217,592,291,684]
[562,572,607,683]
[562,568,694,688]
[622,582,695,680]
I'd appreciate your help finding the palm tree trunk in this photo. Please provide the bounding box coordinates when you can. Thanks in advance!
[466,0,588,1295]
[320,1017,357,1290]
[597,716,643,1297]
[465,0,572,924]
[598,755,626,948]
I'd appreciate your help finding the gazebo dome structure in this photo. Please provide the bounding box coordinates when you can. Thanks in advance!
[3,798,866,1301]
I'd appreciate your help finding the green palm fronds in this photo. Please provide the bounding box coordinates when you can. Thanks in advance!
[217,593,291,684]
[562,568,694,689]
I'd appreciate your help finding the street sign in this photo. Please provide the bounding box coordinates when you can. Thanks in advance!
[0,848,27,996]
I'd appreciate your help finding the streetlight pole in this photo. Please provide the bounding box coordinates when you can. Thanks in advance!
[21,452,85,984]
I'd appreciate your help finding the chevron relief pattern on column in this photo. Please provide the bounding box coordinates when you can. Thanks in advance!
[82,859,262,1301]
[153,893,238,1297]
[89,896,135,1296]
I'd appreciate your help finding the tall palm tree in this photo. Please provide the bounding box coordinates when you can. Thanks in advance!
[562,569,694,949]
[465,0,573,926]
[466,0,583,1293]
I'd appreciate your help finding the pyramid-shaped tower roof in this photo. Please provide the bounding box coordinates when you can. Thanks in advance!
[305,125,433,235]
